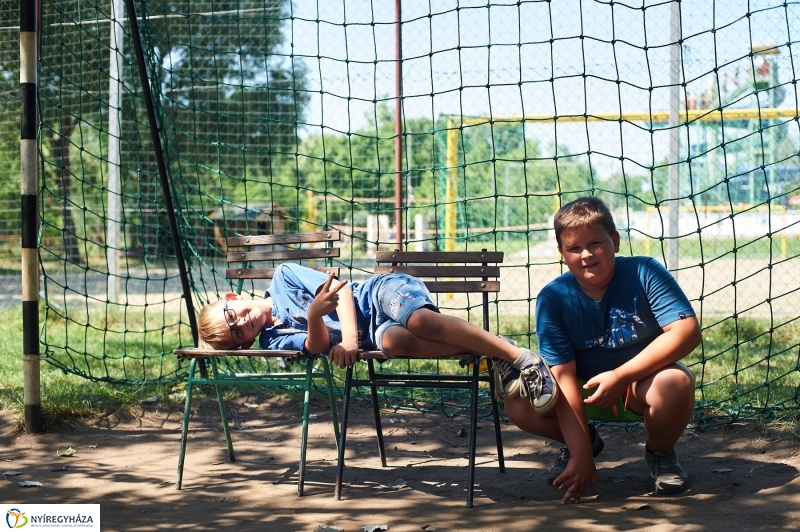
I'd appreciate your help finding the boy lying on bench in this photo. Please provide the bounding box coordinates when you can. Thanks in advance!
[198,263,559,413]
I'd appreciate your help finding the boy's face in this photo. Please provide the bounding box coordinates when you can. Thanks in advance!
[558,224,620,297]
[220,295,273,349]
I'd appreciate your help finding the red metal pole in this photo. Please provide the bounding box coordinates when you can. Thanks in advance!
[394,0,403,249]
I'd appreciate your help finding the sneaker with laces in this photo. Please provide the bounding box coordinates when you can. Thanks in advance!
[492,337,521,400]
[546,424,605,485]
[517,348,559,413]
[645,446,689,494]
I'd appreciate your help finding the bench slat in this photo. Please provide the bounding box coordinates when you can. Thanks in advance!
[375,251,503,264]
[226,266,340,280]
[174,347,477,363]
[227,248,340,263]
[373,265,500,278]
[227,231,340,247]
[424,280,500,293]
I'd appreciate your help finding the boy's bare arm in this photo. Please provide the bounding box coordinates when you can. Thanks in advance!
[585,316,701,408]
[305,273,348,355]
[327,284,360,368]
[551,361,598,504]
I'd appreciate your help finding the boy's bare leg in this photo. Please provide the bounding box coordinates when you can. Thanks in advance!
[503,396,564,440]
[402,308,522,362]
[631,364,695,451]
[379,325,470,359]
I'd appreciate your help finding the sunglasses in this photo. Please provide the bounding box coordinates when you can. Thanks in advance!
[223,300,245,349]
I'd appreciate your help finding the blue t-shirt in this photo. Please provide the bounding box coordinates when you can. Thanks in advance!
[259,263,381,352]
[535,256,695,381]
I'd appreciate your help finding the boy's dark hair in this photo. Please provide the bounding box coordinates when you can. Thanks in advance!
[553,196,617,247]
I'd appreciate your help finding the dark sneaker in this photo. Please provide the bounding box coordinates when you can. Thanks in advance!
[546,424,605,485]
[646,447,689,494]
[517,348,559,413]
[492,337,521,400]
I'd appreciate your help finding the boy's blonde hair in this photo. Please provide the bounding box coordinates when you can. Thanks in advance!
[198,299,230,349]
[553,196,617,247]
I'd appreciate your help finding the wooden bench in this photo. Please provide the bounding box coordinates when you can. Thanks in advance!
[334,249,506,508]
[173,231,343,495]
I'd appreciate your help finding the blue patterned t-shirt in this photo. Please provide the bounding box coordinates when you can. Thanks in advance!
[535,256,695,380]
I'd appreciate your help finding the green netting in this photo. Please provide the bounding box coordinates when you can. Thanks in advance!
[4,0,800,421]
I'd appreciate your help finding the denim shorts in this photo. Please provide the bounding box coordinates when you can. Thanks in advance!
[370,273,438,356]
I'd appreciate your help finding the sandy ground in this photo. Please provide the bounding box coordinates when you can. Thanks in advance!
[1,394,799,532]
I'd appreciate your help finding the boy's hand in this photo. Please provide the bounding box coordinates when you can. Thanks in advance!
[583,369,627,409]
[552,453,597,504]
[328,341,359,368]
[308,272,348,319]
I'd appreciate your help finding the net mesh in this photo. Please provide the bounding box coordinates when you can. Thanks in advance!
[3,0,800,421]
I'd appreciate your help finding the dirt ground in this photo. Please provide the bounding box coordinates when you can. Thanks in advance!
[1,394,799,532]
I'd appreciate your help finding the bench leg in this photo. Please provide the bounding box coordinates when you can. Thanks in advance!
[334,365,354,500]
[321,357,341,450]
[466,361,480,508]
[487,361,505,472]
[298,358,314,496]
[211,358,235,462]
[176,358,197,489]
[367,360,387,467]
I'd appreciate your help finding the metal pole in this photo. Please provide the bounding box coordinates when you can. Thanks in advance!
[20,0,42,433]
[125,0,199,346]
[668,1,681,276]
[394,0,403,249]
[107,0,124,303]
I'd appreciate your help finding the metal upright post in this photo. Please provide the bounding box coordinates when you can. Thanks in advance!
[668,1,682,276]
[20,0,42,433]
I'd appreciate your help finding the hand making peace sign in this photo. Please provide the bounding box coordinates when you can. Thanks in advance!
[307,271,348,319]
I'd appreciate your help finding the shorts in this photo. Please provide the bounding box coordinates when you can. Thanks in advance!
[369,273,438,357]
[579,378,644,423]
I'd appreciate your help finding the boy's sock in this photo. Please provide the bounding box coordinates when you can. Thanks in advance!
[511,348,533,370]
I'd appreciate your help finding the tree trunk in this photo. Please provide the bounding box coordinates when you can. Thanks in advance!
[48,118,83,265]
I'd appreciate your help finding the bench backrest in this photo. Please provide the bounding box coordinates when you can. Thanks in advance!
[225,231,341,284]
[374,249,503,329]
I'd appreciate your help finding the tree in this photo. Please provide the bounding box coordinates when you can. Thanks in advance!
[143,0,310,230]
[4,0,311,263]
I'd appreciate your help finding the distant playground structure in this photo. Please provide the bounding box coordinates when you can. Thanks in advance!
[5,1,800,431]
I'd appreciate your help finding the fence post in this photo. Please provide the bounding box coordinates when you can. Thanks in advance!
[20,0,42,433]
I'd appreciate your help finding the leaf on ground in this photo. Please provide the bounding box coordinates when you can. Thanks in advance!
[58,447,77,457]
[362,525,389,532]
[19,481,42,487]
[388,418,406,424]
[385,478,407,489]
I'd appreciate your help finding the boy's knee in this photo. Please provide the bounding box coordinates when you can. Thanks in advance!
[380,327,418,356]
[503,396,554,433]
[645,365,695,408]
[405,308,445,338]
[663,364,695,392]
